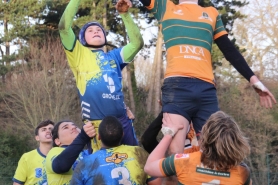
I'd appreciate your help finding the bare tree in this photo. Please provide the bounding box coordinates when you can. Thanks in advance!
[2,37,80,135]
[233,0,278,79]
[153,30,163,115]
[146,29,163,115]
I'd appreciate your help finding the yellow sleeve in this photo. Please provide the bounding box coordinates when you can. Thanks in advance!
[45,150,56,174]
[13,154,27,183]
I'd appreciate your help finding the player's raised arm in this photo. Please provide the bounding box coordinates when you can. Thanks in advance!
[58,0,81,50]
[116,0,144,63]
[215,35,277,108]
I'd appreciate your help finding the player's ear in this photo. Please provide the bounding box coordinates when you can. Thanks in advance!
[35,135,40,142]
[54,138,61,146]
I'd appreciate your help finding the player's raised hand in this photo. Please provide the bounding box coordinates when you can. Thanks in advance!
[83,121,96,138]
[116,0,132,14]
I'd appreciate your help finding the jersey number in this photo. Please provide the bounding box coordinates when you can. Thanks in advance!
[202,179,220,185]
[111,167,132,185]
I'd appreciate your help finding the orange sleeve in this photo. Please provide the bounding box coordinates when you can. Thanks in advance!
[159,158,167,177]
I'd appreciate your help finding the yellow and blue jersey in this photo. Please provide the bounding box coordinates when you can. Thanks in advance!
[70,145,154,185]
[45,146,89,185]
[65,40,127,120]
[13,148,47,185]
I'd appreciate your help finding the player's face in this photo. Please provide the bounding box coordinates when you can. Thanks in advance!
[85,25,105,46]
[55,122,81,146]
[36,124,54,143]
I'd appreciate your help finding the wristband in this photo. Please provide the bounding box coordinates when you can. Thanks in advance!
[252,81,266,92]
[161,127,176,137]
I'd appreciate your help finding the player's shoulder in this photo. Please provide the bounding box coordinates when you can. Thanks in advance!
[47,147,64,158]
[21,149,40,158]
[233,162,251,184]
[174,151,201,164]
[107,47,122,54]
[113,145,148,157]
[237,162,250,173]
[124,145,148,153]
[202,6,219,15]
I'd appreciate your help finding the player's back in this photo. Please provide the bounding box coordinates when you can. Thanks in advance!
[71,145,152,185]
[173,152,251,185]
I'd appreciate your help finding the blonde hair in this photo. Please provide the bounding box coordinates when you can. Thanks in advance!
[199,111,250,171]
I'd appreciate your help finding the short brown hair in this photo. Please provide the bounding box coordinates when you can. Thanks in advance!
[35,120,55,136]
[199,111,250,171]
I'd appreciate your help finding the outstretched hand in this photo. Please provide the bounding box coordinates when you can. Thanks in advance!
[250,76,277,108]
[254,88,277,108]
[115,0,132,14]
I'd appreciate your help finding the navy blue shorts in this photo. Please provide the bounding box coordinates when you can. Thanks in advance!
[162,77,219,135]
[118,115,139,146]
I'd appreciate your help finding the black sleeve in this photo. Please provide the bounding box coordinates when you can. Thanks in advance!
[52,129,90,174]
[139,0,151,6]
[141,112,163,153]
[215,35,255,81]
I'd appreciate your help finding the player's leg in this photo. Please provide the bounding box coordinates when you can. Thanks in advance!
[161,77,197,155]
[192,81,219,140]
[141,112,163,153]
[165,113,190,154]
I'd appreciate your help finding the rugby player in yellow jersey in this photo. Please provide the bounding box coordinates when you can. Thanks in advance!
[45,120,96,185]
[71,116,161,185]
[13,120,54,185]
[139,0,277,155]
[145,111,252,185]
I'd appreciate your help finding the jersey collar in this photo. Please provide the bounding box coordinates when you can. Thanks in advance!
[37,148,46,158]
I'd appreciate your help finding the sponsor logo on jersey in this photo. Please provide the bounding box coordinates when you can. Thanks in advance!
[103,74,115,93]
[178,45,206,61]
[106,152,128,164]
[110,60,117,68]
[196,167,230,177]
[173,9,184,15]
[35,168,42,178]
[175,153,189,159]
[199,12,212,22]
[102,74,120,100]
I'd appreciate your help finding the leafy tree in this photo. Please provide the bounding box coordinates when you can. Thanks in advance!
[0,0,46,82]
[0,130,32,184]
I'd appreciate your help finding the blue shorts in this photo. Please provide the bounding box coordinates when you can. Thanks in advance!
[161,77,219,135]
[118,115,139,146]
